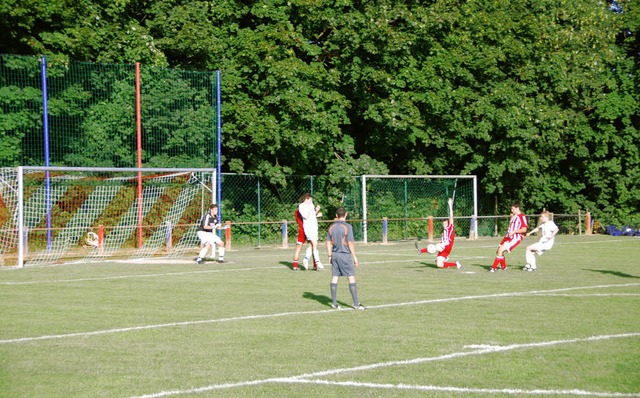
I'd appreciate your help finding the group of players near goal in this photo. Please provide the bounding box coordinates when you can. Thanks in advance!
[195,194,559,309]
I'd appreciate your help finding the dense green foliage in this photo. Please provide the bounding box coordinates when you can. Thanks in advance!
[1,0,638,224]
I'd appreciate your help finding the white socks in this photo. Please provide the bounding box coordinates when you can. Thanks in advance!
[525,250,537,268]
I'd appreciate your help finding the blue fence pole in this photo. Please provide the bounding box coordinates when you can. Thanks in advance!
[382,217,388,244]
[215,70,222,217]
[282,220,288,248]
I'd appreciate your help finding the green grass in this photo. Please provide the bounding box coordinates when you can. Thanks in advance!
[0,235,639,397]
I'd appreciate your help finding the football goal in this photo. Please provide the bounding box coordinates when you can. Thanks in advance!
[0,167,216,267]
[342,175,478,243]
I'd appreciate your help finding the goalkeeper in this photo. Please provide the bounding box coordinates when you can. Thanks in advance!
[196,204,228,264]
[523,211,559,271]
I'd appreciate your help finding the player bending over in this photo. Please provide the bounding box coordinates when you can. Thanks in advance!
[523,211,558,271]
[415,198,462,269]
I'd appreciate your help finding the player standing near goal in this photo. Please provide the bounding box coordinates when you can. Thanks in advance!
[326,207,365,310]
[196,204,228,264]
[415,198,462,269]
[523,211,558,271]
[298,193,324,270]
[489,202,528,272]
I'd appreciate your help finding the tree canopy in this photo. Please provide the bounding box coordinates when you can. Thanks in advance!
[1,0,638,224]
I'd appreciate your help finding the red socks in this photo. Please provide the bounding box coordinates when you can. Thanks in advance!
[492,256,506,269]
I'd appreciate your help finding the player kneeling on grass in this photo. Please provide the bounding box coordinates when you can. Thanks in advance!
[524,211,558,271]
[415,198,462,269]
[196,204,228,264]
[326,207,365,310]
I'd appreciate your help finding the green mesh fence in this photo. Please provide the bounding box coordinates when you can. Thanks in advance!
[219,174,322,247]
[0,54,218,168]
[216,174,476,246]
[0,55,43,166]
[343,176,476,242]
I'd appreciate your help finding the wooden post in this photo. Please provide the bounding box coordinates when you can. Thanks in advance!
[165,222,172,252]
[98,225,104,255]
[428,216,434,242]
[225,221,232,251]
[585,211,592,235]
[578,210,582,235]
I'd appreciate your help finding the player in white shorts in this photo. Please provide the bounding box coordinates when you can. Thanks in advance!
[298,193,324,270]
[196,204,228,264]
[524,211,558,271]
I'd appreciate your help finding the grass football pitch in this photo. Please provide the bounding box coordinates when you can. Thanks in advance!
[0,235,639,397]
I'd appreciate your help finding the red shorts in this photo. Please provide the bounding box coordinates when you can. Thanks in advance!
[297,225,306,244]
[295,209,306,244]
[499,235,523,253]
[437,244,453,259]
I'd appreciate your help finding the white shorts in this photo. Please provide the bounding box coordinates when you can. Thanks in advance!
[528,240,554,254]
[303,220,319,241]
[197,231,223,246]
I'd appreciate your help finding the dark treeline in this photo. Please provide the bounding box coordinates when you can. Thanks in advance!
[1,0,638,225]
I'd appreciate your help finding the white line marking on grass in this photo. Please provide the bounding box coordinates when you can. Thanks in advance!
[0,308,331,344]
[1,283,638,345]
[0,266,283,285]
[282,379,640,397]
[369,283,640,310]
[287,333,640,379]
[531,293,640,297]
[0,257,481,286]
[129,333,640,398]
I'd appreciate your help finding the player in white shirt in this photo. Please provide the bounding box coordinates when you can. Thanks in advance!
[298,193,324,270]
[524,211,559,271]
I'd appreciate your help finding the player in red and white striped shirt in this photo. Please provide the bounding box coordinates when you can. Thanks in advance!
[490,203,528,271]
[416,198,462,269]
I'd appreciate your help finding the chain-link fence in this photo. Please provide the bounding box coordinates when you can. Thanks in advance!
[219,173,585,248]
[219,174,479,246]
[0,54,218,168]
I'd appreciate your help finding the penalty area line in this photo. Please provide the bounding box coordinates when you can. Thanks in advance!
[282,379,640,397]
[129,332,640,398]
[0,266,283,285]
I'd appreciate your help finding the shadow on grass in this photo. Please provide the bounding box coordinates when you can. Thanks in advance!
[302,291,343,308]
[414,261,439,269]
[583,269,640,279]
[280,260,315,270]
[279,261,295,270]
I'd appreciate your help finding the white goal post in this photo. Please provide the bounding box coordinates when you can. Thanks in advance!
[0,166,217,268]
[359,175,478,243]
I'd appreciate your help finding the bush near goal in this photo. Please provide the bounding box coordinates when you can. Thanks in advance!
[0,167,216,267]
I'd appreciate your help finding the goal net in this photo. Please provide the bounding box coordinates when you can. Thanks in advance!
[0,167,216,267]
[342,175,477,243]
